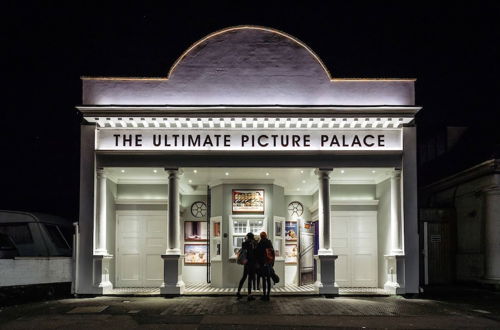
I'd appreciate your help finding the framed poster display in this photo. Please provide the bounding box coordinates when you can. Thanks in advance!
[274,221,283,237]
[285,221,298,241]
[232,189,264,214]
[184,221,207,241]
[184,244,208,264]
[213,222,221,237]
[285,244,298,264]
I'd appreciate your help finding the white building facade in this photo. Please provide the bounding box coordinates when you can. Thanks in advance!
[75,26,420,296]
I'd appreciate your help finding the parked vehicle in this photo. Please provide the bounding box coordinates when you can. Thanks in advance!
[0,233,19,259]
[0,211,73,257]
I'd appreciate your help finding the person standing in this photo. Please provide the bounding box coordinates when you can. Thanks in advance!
[256,231,275,301]
[236,232,257,301]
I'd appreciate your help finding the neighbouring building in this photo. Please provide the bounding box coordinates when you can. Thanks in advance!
[419,126,500,288]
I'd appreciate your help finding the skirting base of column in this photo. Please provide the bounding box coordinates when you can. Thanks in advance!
[160,282,185,296]
[384,254,406,295]
[384,281,405,295]
[314,254,339,296]
[93,254,114,294]
[160,254,185,296]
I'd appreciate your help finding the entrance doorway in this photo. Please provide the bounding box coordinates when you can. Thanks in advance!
[115,211,166,287]
[299,220,316,285]
[332,211,378,287]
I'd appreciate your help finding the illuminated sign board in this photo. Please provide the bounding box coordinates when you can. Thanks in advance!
[96,129,402,151]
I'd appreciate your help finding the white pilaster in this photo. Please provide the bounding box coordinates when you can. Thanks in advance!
[390,169,403,255]
[95,168,108,255]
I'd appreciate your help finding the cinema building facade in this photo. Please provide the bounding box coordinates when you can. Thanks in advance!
[75,26,420,296]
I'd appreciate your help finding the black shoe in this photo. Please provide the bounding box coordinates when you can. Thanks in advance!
[236,293,242,299]
[247,295,255,301]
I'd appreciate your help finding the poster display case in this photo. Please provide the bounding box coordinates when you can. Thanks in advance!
[229,215,266,258]
[285,244,298,264]
[184,244,208,264]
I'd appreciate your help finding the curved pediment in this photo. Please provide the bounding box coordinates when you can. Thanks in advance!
[82,26,415,106]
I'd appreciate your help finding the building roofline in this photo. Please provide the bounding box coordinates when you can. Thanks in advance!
[422,158,500,192]
[76,105,421,117]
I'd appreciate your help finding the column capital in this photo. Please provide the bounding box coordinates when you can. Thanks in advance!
[165,168,184,176]
[96,168,106,178]
[315,168,333,177]
[391,168,402,178]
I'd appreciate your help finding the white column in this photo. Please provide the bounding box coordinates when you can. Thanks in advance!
[390,169,403,255]
[95,168,108,255]
[314,168,338,295]
[166,169,181,254]
[316,168,332,254]
[161,168,185,295]
[484,187,500,281]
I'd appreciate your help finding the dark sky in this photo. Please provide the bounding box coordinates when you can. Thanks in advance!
[2,2,499,219]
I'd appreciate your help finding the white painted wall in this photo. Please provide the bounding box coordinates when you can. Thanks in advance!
[0,257,72,287]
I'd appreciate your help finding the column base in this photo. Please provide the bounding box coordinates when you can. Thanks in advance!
[384,254,406,295]
[93,254,114,294]
[314,255,339,296]
[160,254,185,296]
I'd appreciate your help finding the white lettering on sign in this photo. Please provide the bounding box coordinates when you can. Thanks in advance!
[96,129,402,151]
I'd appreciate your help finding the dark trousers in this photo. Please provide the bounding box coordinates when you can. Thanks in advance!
[261,264,272,297]
[237,264,255,295]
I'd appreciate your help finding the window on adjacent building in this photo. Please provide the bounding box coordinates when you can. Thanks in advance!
[0,223,33,245]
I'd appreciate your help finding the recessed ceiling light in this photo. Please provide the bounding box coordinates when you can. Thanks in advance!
[266,172,270,176]
[300,170,304,174]
[225,172,229,176]
[153,169,157,173]
[188,179,192,183]
[302,180,306,184]
[121,169,125,173]
[340,170,345,174]
[193,169,197,174]
[296,187,300,191]
[372,170,376,173]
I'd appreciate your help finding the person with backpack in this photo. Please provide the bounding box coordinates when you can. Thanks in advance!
[236,232,257,301]
[256,231,275,301]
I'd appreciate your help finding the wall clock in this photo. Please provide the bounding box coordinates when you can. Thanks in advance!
[191,201,207,218]
[288,201,304,217]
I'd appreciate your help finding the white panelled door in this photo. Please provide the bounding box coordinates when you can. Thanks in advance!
[331,211,378,287]
[116,211,166,287]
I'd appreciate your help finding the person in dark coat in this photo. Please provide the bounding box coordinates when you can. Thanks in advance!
[256,231,275,301]
[236,232,257,301]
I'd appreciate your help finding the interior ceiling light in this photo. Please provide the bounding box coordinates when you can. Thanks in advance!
[300,170,304,174]
[266,172,270,176]
[193,169,197,173]
[225,172,229,176]
[302,180,306,184]
[341,170,345,174]
[372,170,376,173]
[121,169,125,173]
[153,169,157,173]
[188,179,192,183]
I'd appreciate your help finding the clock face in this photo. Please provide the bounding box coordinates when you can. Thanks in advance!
[191,201,207,218]
[288,201,304,217]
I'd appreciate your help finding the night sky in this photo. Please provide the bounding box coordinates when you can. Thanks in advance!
[2,2,499,220]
